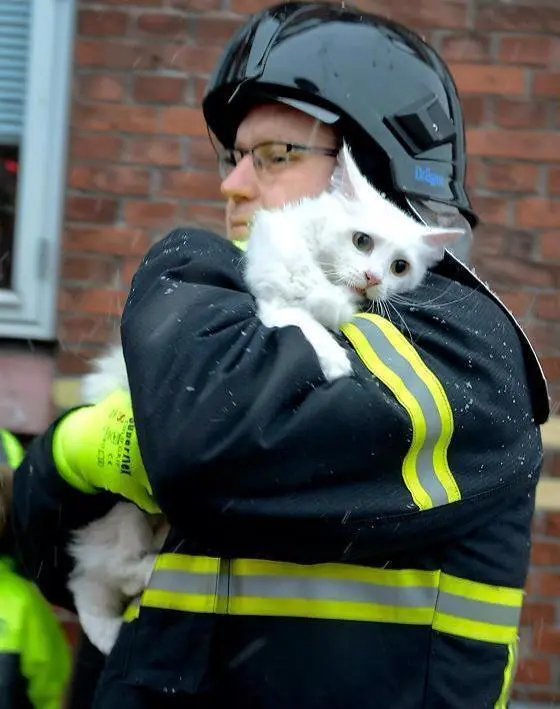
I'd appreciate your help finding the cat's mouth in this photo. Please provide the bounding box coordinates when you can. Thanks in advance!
[349,285,367,297]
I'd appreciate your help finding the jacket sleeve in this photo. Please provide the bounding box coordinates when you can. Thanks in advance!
[11,417,117,610]
[121,228,544,556]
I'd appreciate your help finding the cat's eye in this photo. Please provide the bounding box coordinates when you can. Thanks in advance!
[391,259,410,276]
[352,232,374,253]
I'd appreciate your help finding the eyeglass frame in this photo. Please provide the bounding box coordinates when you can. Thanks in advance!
[215,141,340,180]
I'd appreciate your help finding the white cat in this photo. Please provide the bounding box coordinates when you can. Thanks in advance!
[244,143,464,380]
[67,143,463,655]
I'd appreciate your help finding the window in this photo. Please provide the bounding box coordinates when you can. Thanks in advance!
[0,0,75,339]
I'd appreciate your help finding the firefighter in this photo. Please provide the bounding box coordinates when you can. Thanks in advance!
[12,3,548,707]
[0,430,71,709]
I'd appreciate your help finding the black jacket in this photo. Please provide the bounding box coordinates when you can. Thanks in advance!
[13,229,549,708]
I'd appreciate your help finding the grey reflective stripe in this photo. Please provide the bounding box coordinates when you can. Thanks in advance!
[350,316,450,507]
[147,569,439,609]
[148,570,218,597]
[229,574,438,607]
[437,591,521,628]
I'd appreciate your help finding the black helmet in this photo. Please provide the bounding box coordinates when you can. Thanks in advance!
[203,1,478,230]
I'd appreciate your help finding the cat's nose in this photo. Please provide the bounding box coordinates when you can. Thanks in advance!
[364,271,380,286]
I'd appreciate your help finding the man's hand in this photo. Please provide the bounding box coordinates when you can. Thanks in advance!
[52,390,160,513]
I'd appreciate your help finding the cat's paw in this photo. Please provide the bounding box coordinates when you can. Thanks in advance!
[317,344,353,381]
[80,613,122,656]
[119,554,156,597]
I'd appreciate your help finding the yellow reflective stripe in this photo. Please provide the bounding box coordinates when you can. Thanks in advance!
[440,572,523,608]
[138,554,523,645]
[494,640,518,709]
[122,597,140,622]
[228,597,435,625]
[154,553,220,574]
[232,558,438,587]
[360,314,459,504]
[340,313,459,509]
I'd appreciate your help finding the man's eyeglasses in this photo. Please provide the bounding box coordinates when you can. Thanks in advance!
[217,142,339,180]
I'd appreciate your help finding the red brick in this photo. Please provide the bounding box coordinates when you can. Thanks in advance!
[135,12,188,36]
[475,258,554,289]
[497,291,535,318]
[467,129,560,162]
[516,199,560,229]
[493,98,547,130]
[191,77,206,106]
[523,322,559,353]
[61,254,118,284]
[149,44,223,75]
[531,540,560,565]
[132,75,186,104]
[526,690,560,705]
[59,287,127,317]
[550,168,560,194]
[545,513,560,536]
[126,138,183,166]
[499,36,559,66]
[57,349,104,376]
[79,74,126,102]
[461,96,485,125]
[484,162,539,193]
[534,626,560,654]
[69,133,123,162]
[536,293,560,321]
[188,139,218,171]
[183,202,225,233]
[476,6,560,33]
[68,166,150,196]
[515,657,551,685]
[440,34,490,63]
[541,231,560,260]
[158,170,221,200]
[469,195,510,225]
[520,600,556,626]
[160,107,208,136]
[193,17,243,45]
[122,258,142,288]
[78,9,128,36]
[450,64,525,96]
[168,0,221,9]
[64,227,149,256]
[540,357,560,382]
[72,104,158,133]
[534,72,560,99]
[123,201,180,228]
[472,224,505,257]
[65,196,118,224]
[83,0,171,5]
[58,315,117,345]
[75,39,145,70]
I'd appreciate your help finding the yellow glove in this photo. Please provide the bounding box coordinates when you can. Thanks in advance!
[52,390,160,513]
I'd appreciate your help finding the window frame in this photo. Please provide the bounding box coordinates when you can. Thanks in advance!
[0,0,75,339]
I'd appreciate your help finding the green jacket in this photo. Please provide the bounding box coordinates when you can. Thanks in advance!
[0,430,71,709]
[0,556,72,709]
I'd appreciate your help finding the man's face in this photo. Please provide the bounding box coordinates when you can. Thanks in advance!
[220,103,338,241]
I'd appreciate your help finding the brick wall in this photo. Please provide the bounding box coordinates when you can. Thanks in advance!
[61,0,560,700]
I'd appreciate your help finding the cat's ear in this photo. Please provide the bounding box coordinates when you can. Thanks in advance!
[422,228,465,247]
[331,142,368,200]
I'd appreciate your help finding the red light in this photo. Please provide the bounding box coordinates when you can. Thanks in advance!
[3,159,18,174]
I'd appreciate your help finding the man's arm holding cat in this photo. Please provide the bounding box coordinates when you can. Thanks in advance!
[118,228,543,553]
